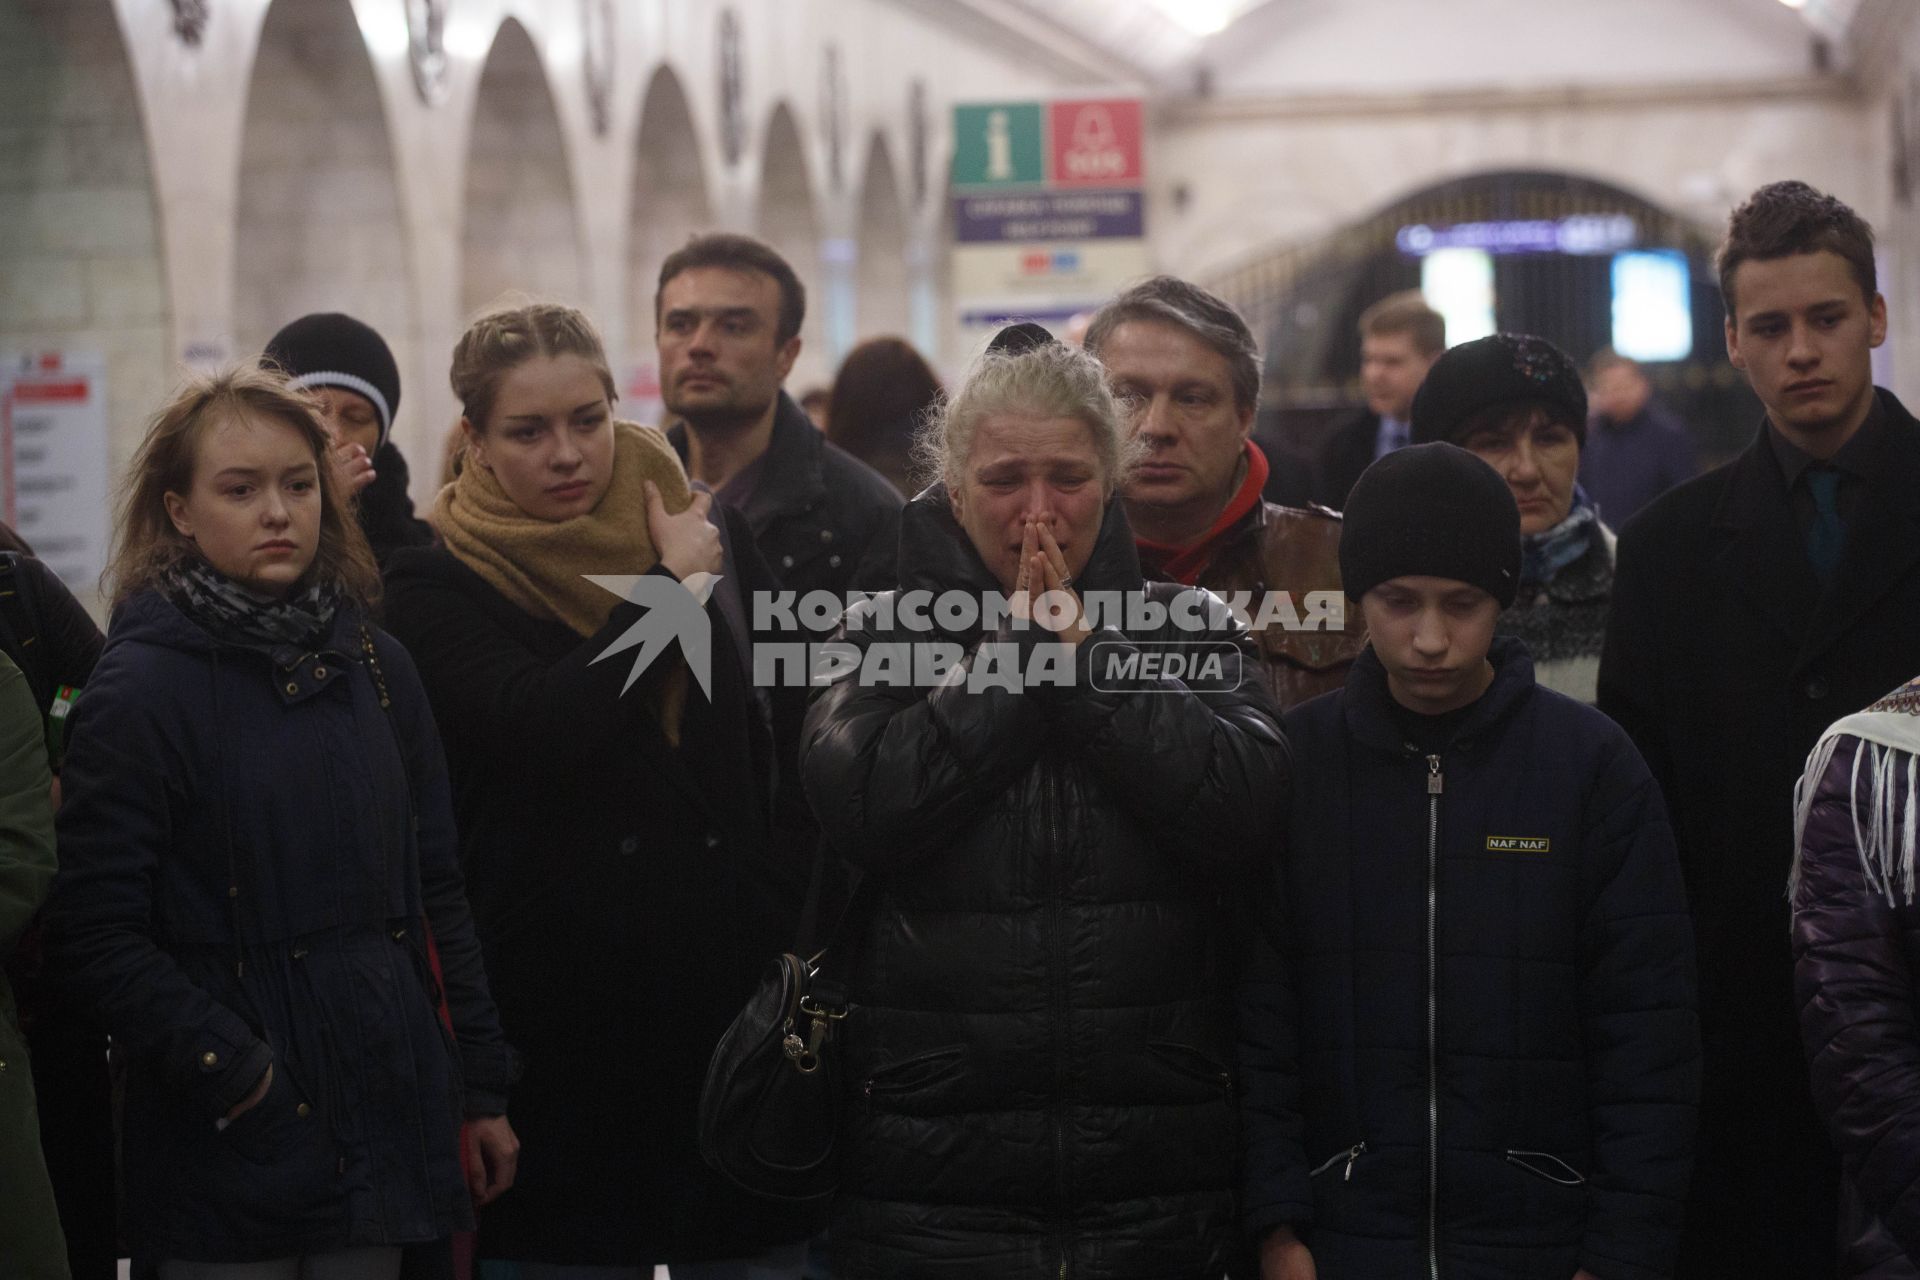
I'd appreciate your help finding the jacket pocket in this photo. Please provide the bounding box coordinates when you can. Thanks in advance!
[1146,1040,1234,1094]
[1504,1148,1587,1187]
[219,1057,321,1168]
[861,1045,967,1107]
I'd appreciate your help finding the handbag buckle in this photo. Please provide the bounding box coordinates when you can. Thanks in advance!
[782,998,847,1075]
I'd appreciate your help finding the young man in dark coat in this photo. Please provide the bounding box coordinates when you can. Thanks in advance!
[1598,180,1920,1276]
[657,234,901,606]
[1243,443,1698,1280]
[1088,276,1366,711]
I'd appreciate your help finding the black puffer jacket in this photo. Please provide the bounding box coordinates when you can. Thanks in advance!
[801,489,1288,1280]
[1242,640,1698,1280]
[1793,726,1920,1279]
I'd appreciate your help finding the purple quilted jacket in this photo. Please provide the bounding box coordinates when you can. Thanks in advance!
[1793,734,1920,1279]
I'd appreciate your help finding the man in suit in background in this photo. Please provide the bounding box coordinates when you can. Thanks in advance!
[1312,291,1444,509]
[1599,180,1920,1278]
[1581,347,1697,526]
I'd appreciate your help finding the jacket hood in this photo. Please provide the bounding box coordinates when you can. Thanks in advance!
[1343,632,1537,755]
[897,483,1145,605]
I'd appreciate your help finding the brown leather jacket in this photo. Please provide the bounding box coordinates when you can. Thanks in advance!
[1148,502,1366,712]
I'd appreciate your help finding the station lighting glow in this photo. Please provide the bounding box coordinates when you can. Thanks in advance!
[1421,248,1498,346]
[1142,0,1247,37]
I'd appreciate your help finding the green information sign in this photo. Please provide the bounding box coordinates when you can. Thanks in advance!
[951,103,1045,188]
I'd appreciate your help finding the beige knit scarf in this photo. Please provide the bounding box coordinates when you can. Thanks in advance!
[435,420,692,636]
[435,421,697,743]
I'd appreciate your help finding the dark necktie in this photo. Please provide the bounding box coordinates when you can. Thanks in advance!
[1804,467,1846,585]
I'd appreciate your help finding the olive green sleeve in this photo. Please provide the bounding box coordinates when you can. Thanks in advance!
[0,654,53,958]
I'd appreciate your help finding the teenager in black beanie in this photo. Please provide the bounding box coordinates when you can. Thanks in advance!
[1240,441,1699,1280]
[266,312,434,568]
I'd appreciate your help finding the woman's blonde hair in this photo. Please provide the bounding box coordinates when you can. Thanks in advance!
[450,301,618,432]
[105,362,380,608]
[913,339,1141,495]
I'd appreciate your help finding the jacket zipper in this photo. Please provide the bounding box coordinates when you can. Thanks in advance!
[1047,765,1069,1280]
[1309,1141,1368,1180]
[1425,752,1443,1280]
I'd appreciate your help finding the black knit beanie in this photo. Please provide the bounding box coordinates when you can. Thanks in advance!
[264,313,402,450]
[1410,332,1586,447]
[1339,442,1521,608]
[987,321,1057,356]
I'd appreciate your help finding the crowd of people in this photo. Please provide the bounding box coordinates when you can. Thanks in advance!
[0,177,1916,1280]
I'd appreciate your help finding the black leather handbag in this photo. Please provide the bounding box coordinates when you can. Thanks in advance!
[698,869,871,1201]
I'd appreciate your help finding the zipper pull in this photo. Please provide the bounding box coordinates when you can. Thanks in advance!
[1345,1141,1367,1181]
[1426,754,1444,795]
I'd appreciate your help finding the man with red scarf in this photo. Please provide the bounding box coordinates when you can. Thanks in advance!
[1087,277,1364,709]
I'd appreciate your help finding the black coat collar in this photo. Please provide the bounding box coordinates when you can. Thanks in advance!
[668,392,825,532]
[1710,388,1920,667]
[1343,634,1537,758]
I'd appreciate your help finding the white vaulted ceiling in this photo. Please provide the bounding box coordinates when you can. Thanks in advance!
[980,0,1874,92]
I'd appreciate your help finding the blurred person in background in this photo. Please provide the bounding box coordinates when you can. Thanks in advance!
[384,303,815,1279]
[1580,348,1696,527]
[1312,291,1445,509]
[1601,179,1920,1276]
[266,313,435,569]
[1087,276,1364,710]
[47,364,517,1280]
[797,386,830,430]
[822,336,943,497]
[1411,333,1614,703]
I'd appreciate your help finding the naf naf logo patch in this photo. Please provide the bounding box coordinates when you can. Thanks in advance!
[1485,835,1552,854]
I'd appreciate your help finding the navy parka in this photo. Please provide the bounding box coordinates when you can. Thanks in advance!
[1239,638,1699,1280]
[44,588,514,1263]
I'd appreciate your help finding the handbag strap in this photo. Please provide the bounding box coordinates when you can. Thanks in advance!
[794,855,879,974]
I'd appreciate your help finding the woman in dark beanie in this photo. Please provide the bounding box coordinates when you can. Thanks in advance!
[1410,332,1612,702]
[44,364,518,1278]
[1240,442,1698,1280]
[266,312,435,568]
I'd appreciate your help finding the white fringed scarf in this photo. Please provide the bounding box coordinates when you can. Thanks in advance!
[1790,675,1920,908]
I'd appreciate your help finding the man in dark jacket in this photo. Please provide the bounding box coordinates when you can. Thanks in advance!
[1598,180,1920,1276]
[1088,276,1366,710]
[657,233,901,608]
[1244,443,1698,1280]
[1579,349,1697,527]
[1312,291,1445,509]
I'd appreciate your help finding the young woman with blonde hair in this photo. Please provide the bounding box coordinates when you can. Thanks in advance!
[383,303,814,1278]
[46,364,518,1280]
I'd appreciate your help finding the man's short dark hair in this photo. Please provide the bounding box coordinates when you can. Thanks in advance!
[1083,275,1261,414]
[1359,290,1446,357]
[656,233,807,345]
[1586,346,1640,381]
[1717,181,1877,315]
